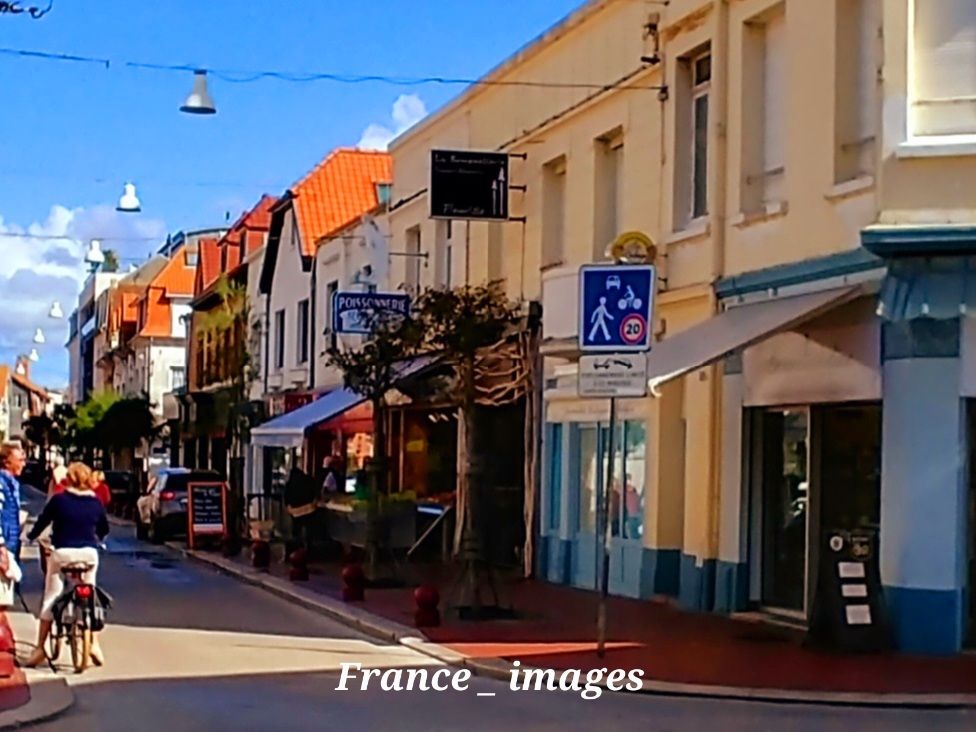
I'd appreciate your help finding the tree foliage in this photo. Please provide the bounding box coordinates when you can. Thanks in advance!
[102,248,120,273]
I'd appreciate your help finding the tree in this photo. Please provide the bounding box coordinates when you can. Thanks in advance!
[92,396,158,470]
[102,249,120,273]
[414,283,522,612]
[71,390,121,462]
[326,309,424,576]
[195,274,261,550]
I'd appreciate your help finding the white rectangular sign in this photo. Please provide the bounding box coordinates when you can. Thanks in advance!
[578,354,648,398]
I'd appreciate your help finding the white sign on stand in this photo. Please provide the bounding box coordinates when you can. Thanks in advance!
[578,354,648,398]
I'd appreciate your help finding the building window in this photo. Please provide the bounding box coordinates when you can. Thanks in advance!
[405,226,422,293]
[546,424,563,531]
[911,0,976,138]
[835,0,879,182]
[296,299,310,364]
[185,250,199,267]
[274,309,285,369]
[742,5,787,212]
[324,280,338,350]
[594,130,624,259]
[675,49,711,229]
[542,156,567,268]
[169,366,186,391]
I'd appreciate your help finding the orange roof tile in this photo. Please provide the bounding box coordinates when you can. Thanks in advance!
[195,238,222,296]
[290,149,392,256]
[0,365,8,401]
[138,286,172,338]
[153,244,201,297]
[11,371,46,398]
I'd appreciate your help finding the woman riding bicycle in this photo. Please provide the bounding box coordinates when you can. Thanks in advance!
[24,462,109,668]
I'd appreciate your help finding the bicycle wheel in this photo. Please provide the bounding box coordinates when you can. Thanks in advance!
[47,625,61,662]
[68,618,91,673]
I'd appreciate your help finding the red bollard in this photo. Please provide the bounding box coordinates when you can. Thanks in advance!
[252,539,271,570]
[288,547,309,581]
[341,564,365,602]
[414,584,441,628]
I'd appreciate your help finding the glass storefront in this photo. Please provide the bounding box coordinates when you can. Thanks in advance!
[751,403,881,618]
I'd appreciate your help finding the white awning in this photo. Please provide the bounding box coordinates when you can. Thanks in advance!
[251,355,437,449]
[646,286,861,393]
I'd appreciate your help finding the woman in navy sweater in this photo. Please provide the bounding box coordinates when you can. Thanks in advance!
[24,462,109,668]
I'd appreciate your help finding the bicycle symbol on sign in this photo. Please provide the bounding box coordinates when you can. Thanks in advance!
[617,286,643,312]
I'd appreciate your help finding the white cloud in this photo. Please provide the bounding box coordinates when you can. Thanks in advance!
[0,205,167,388]
[357,94,429,151]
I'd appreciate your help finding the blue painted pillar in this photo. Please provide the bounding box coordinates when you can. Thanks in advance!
[881,318,968,654]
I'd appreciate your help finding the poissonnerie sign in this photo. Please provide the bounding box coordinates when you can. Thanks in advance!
[332,291,411,335]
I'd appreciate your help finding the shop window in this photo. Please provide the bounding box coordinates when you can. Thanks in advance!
[546,424,563,531]
[405,225,422,293]
[578,425,599,533]
[912,0,976,138]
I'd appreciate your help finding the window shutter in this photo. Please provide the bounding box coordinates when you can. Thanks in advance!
[913,0,976,136]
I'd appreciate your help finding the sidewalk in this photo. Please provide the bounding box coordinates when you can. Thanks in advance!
[179,546,976,706]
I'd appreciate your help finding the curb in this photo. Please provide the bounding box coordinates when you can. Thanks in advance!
[0,676,73,730]
[173,547,976,709]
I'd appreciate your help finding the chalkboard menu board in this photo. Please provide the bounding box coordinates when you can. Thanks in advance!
[807,528,892,652]
[187,482,226,549]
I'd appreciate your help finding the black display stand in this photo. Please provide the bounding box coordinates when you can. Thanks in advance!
[807,528,893,652]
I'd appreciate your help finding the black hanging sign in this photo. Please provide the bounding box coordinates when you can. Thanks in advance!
[187,482,227,549]
[429,149,509,221]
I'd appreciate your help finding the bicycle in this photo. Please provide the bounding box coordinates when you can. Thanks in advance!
[41,545,111,674]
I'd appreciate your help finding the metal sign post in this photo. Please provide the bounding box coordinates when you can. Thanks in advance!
[578,233,657,659]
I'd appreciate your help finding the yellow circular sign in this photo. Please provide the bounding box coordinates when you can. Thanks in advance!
[607,231,657,263]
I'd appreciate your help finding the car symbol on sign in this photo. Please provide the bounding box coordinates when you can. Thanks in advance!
[605,275,621,290]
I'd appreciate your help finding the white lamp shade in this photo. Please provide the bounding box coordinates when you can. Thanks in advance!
[28,348,39,362]
[85,239,106,266]
[180,70,217,115]
[33,328,45,344]
[48,301,64,319]
[117,183,142,213]
[14,362,25,376]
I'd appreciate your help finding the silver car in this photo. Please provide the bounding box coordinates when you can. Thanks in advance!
[136,468,221,543]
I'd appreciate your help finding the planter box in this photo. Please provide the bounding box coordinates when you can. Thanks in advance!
[325,500,416,550]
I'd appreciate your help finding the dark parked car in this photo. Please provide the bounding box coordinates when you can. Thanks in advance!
[103,471,138,516]
[20,459,46,492]
[136,468,221,543]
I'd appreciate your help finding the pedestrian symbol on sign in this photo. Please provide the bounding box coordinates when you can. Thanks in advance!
[578,264,656,353]
[588,297,615,342]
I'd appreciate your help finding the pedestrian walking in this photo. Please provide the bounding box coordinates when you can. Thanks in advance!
[0,442,26,565]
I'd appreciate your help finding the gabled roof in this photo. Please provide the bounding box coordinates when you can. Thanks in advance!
[138,286,172,338]
[260,149,392,293]
[196,238,222,296]
[153,244,201,298]
[290,148,392,257]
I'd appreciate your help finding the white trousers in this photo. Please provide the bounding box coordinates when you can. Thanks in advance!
[41,547,99,621]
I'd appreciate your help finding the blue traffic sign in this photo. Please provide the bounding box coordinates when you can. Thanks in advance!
[333,291,411,335]
[578,264,656,352]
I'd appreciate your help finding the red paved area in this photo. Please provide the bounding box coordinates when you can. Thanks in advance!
[220,552,976,695]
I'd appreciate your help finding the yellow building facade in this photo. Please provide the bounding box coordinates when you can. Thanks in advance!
[388,0,976,654]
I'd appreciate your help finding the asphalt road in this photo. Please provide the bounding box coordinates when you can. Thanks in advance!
[6,493,975,731]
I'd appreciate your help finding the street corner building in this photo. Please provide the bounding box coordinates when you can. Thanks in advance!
[372,0,976,656]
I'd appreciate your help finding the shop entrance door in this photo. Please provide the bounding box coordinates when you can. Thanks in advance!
[752,403,881,620]
[757,409,810,616]
[967,401,976,646]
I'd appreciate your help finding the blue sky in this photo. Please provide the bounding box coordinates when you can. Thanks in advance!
[0,0,585,388]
